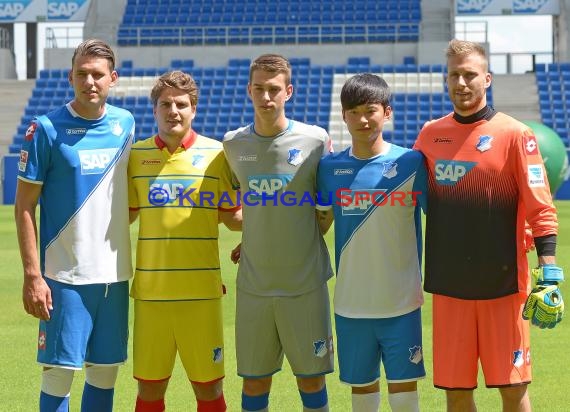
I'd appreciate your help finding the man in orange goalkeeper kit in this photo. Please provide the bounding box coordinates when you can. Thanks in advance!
[414,39,564,412]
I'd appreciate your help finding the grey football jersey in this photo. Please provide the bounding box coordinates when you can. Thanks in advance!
[223,120,333,296]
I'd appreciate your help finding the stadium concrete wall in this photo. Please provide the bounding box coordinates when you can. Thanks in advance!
[43,42,449,70]
[0,49,17,79]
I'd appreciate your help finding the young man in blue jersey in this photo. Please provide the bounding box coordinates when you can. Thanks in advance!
[15,39,135,412]
[316,73,427,412]
[224,54,334,412]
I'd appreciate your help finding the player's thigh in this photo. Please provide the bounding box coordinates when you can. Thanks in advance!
[174,299,225,383]
[38,278,95,369]
[379,308,426,383]
[478,293,531,387]
[335,314,381,386]
[433,294,479,389]
[236,290,283,377]
[133,300,177,381]
[87,281,129,365]
[275,285,334,376]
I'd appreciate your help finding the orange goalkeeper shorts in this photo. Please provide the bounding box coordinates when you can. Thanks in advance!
[432,292,531,389]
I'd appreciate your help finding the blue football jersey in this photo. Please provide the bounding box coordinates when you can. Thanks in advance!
[317,144,427,318]
[18,103,135,284]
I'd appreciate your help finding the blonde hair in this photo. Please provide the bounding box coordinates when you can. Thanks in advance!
[446,39,489,71]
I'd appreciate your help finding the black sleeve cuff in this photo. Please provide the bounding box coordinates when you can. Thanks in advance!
[534,234,557,257]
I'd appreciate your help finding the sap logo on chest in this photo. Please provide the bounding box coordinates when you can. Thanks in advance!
[434,160,476,185]
[48,1,80,18]
[78,148,118,175]
[0,2,25,18]
[148,179,195,205]
[248,174,292,195]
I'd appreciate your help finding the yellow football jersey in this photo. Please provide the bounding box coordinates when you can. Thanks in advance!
[128,132,239,300]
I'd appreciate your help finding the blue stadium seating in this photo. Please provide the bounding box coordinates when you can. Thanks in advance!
[117,0,422,46]
[536,64,570,145]
[11,58,494,153]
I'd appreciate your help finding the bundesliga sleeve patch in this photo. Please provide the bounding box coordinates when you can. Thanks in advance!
[25,122,37,141]
[19,150,28,172]
[528,164,546,187]
[525,136,538,155]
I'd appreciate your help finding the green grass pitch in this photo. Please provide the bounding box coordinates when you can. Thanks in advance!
[1,202,569,411]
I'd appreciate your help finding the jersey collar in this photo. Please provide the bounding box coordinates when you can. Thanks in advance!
[453,105,496,124]
[154,130,198,150]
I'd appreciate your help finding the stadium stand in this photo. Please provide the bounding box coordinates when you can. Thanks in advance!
[117,0,421,46]
[9,59,494,153]
[536,62,570,146]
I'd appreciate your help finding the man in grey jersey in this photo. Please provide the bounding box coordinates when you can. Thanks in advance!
[223,54,334,412]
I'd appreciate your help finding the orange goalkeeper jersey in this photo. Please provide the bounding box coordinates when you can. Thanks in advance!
[414,109,557,299]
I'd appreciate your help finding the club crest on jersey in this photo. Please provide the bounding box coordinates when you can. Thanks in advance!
[191,154,206,168]
[382,161,398,178]
[213,347,223,363]
[78,148,118,175]
[25,122,37,141]
[528,164,546,187]
[38,331,46,350]
[313,340,328,358]
[513,350,524,367]
[525,137,538,154]
[409,346,423,364]
[434,160,476,185]
[287,148,303,166]
[19,150,28,172]
[476,135,493,152]
[109,120,124,136]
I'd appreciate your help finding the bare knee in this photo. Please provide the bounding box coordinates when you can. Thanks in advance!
[192,379,224,401]
[446,389,476,412]
[499,385,530,412]
[352,382,379,395]
[137,379,169,401]
[296,375,326,393]
[243,376,272,396]
[388,381,417,394]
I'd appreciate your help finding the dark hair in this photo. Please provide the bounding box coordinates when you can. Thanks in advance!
[150,70,199,107]
[249,54,292,84]
[340,73,391,111]
[71,38,116,71]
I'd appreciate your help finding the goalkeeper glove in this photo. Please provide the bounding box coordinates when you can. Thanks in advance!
[523,264,564,329]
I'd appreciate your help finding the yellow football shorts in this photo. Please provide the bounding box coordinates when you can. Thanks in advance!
[133,298,224,383]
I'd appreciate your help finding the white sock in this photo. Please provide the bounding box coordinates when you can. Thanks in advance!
[388,391,419,412]
[352,392,380,412]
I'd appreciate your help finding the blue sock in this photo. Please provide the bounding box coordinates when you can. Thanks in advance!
[81,382,114,412]
[39,391,69,412]
[299,386,328,409]
[242,392,269,411]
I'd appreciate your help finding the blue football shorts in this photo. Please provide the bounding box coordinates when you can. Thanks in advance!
[335,308,425,386]
[37,277,129,369]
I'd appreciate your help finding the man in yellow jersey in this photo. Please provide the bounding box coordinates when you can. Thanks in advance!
[128,71,242,412]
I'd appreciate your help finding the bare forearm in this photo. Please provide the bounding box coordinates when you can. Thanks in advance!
[15,205,41,279]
